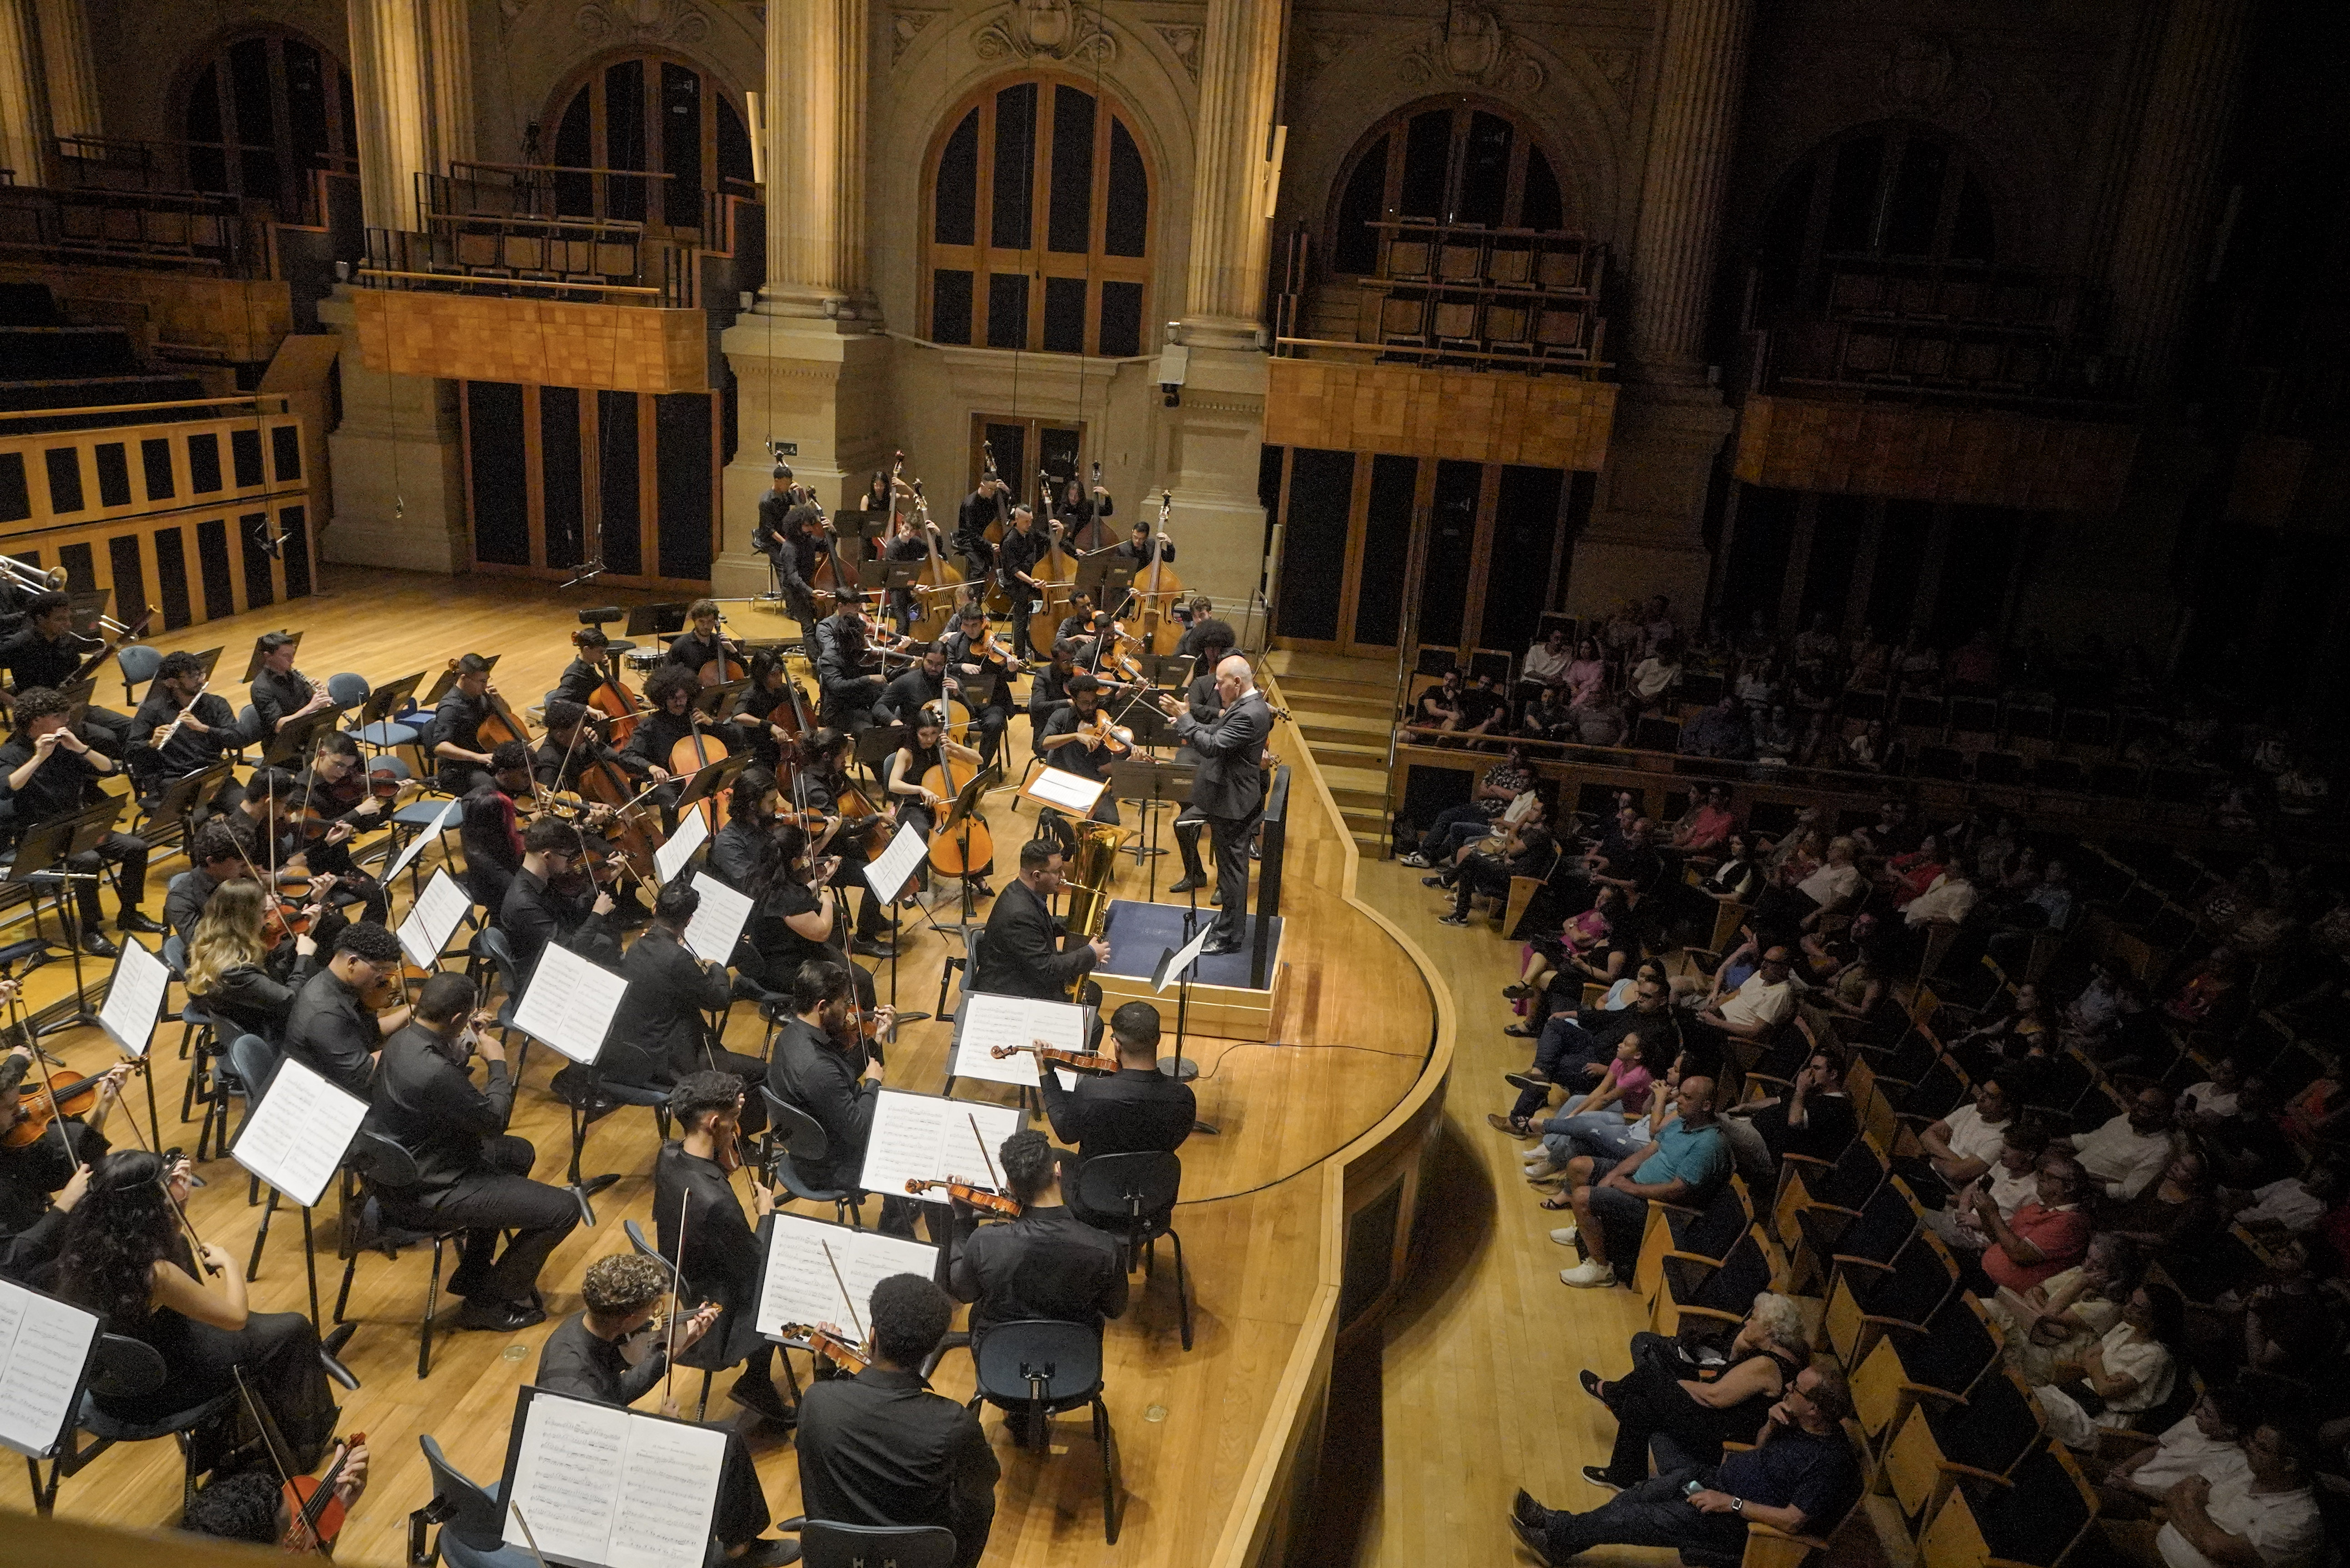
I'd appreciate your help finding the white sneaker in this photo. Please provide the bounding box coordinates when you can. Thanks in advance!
[1559,1259,1616,1288]
[1549,1223,1579,1246]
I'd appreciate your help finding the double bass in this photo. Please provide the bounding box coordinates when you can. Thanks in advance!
[1058,461,1117,553]
[1133,488,1188,656]
[903,477,965,643]
[978,440,1012,616]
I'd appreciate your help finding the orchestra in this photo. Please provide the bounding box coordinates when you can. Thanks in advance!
[0,452,1288,1564]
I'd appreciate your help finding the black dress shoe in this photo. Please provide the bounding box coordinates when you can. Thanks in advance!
[1512,1488,1548,1531]
[1508,1508,1552,1562]
[81,931,121,959]
[730,1374,795,1425]
[729,1539,802,1567]
[1505,1071,1551,1093]
[1209,887,1225,905]
[851,937,897,959]
[454,1298,545,1332]
[117,911,165,935]
[1168,874,1206,894]
[1202,938,1244,956]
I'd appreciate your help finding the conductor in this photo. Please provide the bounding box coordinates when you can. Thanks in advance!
[1156,654,1272,954]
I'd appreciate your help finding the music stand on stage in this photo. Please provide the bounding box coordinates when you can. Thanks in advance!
[673,752,750,820]
[934,763,1001,935]
[1106,756,1190,893]
[625,602,693,640]
[852,721,911,787]
[261,706,339,769]
[148,761,235,854]
[1144,652,1195,692]
[241,631,297,684]
[10,800,126,1035]
[689,678,750,718]
[188,646,226,683]
[1149,926,1222,1133]
[351,670,424,740]
[862,821,934,1025]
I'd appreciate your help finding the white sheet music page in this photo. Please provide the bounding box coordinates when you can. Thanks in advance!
[97,938,170,1059]
[863,819,929,904]
[679,871,753,965]
[607,1417,729,1568]
[1026,766,1106,814]
[230,1057,370,1208]
[383,799,459,882]
[506,1391,627,1566]
[1157,919,1220,993]
[953,994,1089,1086]
[0,1282,100,1458]
[398,867,476,971]
[754,1214,939,1339]
[860,1091,1023,1204]
[654,807,710,886]
[510,943,629,1064]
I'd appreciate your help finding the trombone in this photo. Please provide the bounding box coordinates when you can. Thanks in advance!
[2,554,136,636]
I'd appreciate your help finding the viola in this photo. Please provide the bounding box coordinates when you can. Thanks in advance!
[1,1061,144,1148]
[904,1177,1022,1217]
[280,1431,364,1552]
[788,1326,872,1375]
[987,1040,1121,1076]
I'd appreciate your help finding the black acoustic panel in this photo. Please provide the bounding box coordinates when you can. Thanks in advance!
[154,528,191,629]
[1105,119,1148,258]
[107,534,146,624]
[195,517,236,619]
[934,108,979,246]
[230,426,265,488]
[0,452,27,523]
[280,505,311,598]
[467,381,530,565]
[44,447,83,513]
[986,273,1028,350]
[654,393,714,582]
[1275,448,1354,643]
[1356,454,1418,647]
[597,391,642,577]
[187,432,223,493]
[541,386,584,569]
[141,437,174,501]
[271,422,302,483]
[58,542,95,593]
[1480,465,1565,653]
[94,443,131,508]
[239,511,275,607]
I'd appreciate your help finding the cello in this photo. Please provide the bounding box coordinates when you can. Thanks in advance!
[667,710,731,831]
[917,702,994,883]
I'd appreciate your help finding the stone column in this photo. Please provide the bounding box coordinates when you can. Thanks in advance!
[1564,0,1752,622]
[0,0,42,185]
[346,0,474,231]
[2101,0,2254,398]
[32,0,99,148]
[317,287,471,573]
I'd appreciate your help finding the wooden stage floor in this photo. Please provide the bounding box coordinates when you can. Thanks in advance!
[0,568,1437,1568]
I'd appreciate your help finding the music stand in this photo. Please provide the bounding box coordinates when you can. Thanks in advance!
[151,762,235,854]
[189,646,226,682]
[241,631,297,684]
[934,763,1002,934]
[262,706,339,769]
[66,589,113,638]
[14,800,126,1035]
[854,721,911,785]
[674,752,750,818]
[421,652,498,705]
[1145,652,1195,691]
[625,602,692,639]
[1107,756,1190,892]
[354,670,423,733]
[691,678,749,718]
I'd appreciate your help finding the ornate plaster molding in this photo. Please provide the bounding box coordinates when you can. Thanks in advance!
[1400,1,1544,95]
[973,0,1116,66]
[575,0,712,43]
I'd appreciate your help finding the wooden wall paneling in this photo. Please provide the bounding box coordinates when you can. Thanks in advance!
[350,291,711,395]
[1730,394,2141,512]
[1263,360,1618,471]
[1335,451,1376,646]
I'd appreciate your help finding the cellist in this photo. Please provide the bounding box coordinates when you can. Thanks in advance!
[666,600,740,683]
[881,509,931,634]
[887,705,992,896]
[549,626,623,707]
[534,699,654,796]
[1050,472,1115,549]
[620,666,711,799]
[426,653,505,797]
[724,648,810,773]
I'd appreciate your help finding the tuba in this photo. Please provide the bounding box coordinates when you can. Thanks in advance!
[1061,819,1131,1000]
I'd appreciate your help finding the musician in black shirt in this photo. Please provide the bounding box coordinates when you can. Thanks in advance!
[129,649,257,787]
[881,511,931,633]
[458,742,535,915]
[767,961,887,1193]
[501,816,622,976]
[619,666,706,804]
[948,1131,1126,1363]
[284,922,412,1097]
[707,765,783,891]
[604,885,768,1128]
[954,473,1009,582]
[534,699,651,796]
[995,505,1052,659]
[665,599,737,682]
[249,630,333,735]
[1050,474,1114,546]
[794,731,898,955]
[1037,673,1122,825]
[547,627,619,708]
[936,603,1014,769]
[878,641,952,727]
[725,648,811,773]
[655,1072,789,1423]
[1040,1001,1196,1166]
[0,591,137,755]
[427,653,503,797]
[0,687,160,952]
[813,594,888,730]
[0,1044,130,1283]
[1110,517,1174,568]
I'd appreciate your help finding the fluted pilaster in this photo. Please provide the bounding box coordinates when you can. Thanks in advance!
[1627,0,1754,379]
[32,0,97,146]
[346,0,473,231]
[0,0,42,184]
[2102,0,2254,397]
[1180,0,1285,344]
[762,0,870,316]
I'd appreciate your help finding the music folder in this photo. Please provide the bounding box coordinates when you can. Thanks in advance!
[497,1386,729,1568]
[231,1057,370,1209]
[753,1215,937,1342]
[0,1279,101,1460]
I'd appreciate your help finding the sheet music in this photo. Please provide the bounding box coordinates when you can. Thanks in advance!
[754,1215,939,1339]
[860,1091,1023,1204]
[96,938,170,1059]
[653,807,709,885]
[953,993,1089,1087]
[0,1281,100,1458]
[1158,920,1220,993]
[679,871,753,965]
[397,867,475,971]
[506,1393,627,1566]
[510,943,629,1065]
[863,820,929,904]
[606,1417,729,1568]
[230,1057,370,1208]
[1027,766,1107,814]
[383,799,459,882]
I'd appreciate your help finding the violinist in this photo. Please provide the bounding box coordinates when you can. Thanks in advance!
[620,665,705,794]
[502,815,622,978]
[996,503,1051,659]
[534,699,651,795]
[796,1274,997,1568]
[164,823,259,943]
[0,1043,133,1280]
[249,631,334,736]
[813,590,889,730]
[1166,617,1236,897]
[299,733,401,835]
[656,1071,792,1426]
[184,878,321,1048]
[179,1435,371,1552]
[282,781,390,929]
[666,598,735,678]
[726,648,809,772]
[549,625,621,707]
[1038,1002,1195,1225]
[1053,589,1099,648]
[284,923,411,1098]
[58,1150,342,1468]
[708,765,790,891]
[946,1131,1125,1371]
[955,471,1010,583]
[0,590,136,754]
[795,729,899,958]
[535,1256,793,1566]
[744,823,876,1009]
[972,839,1107,1004]
[226,769,311,895]
[604,882,770,1133]
[426,653,503,797]
[766,962,906,1230]
[1036,673,1124,825]
[128,649,260,787]
[363,974,579,1332]
[0,686,161,955]
[939,602,1015,769]
[1025,637,1083,754]
[457,740,535,913]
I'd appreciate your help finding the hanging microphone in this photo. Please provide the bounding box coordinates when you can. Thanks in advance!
[562,559,608,589]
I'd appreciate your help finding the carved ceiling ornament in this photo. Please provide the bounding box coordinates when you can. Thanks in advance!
[1585,46,1637,109]
[973,0,1117,66]
[892,8,944,64]
[1401,0,1544,95]
[576,0,712,44]
[1153,23,1202,82]
[1297,27,1352,85]
[1878,30,1994,126]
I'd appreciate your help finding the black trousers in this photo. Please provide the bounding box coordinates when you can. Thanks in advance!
[437,762,495,799]
[50,830,151,926]
[1451,854,1517,918]
[1598,1333,1757,1484]
[97,1309,338,1472]
[1205,804,1261,944]
[1539,1467,1746,1563]
[831,855,892,939]
[394,1135,580,1304]
[821,677,884,730]
[713,1432,773,1547]
[1173,809,1206,880]
[964,703,1010,769]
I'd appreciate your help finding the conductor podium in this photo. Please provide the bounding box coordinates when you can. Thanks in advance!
[1089,898,1285,1041]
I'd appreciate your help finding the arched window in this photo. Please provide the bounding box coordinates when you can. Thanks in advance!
[924,74,1152,358]
[547,54,755,232]
[1328,99,1570,276]
[180,30,357,217]
[1752,123,1997,320]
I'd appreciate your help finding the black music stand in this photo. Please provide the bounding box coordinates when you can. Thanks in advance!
[691,678,750,718]
[352,670,424,734]
[862,825,931,1027]
[261,706,339,769]
[1149,940,1214,1121]
[66,589,113,638]
[148,762,235,854]
[624,602,692,639]
[674,752,749,818]
[934,763,1001,935]
[833,509,890,542]
[1106,757,1190,892]
[188,646,226,682]
[853,721,911,787]
[241,631,297,684]
[1145,652,1195,692]
[14,800,126,1034]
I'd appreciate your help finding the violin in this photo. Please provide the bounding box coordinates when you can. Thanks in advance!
[904,1177,1022,1217]
[1080,708,1134,759]
[794,1326,872,1376]
[988,1039,1121,1075]
[280,1432,364,1553]
[0,1060,143,1148]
